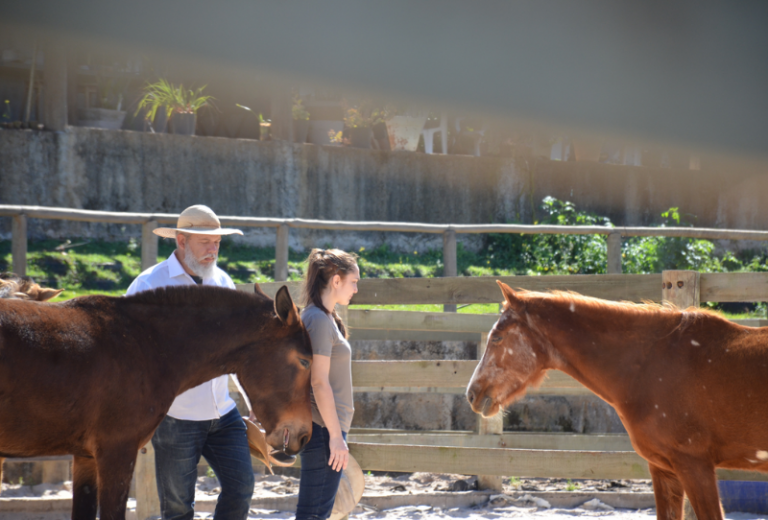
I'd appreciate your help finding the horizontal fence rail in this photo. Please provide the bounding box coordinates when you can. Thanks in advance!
[249,271,768,304]
[5,204,768,278]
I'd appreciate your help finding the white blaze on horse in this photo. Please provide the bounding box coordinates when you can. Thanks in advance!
[467,281,768,520]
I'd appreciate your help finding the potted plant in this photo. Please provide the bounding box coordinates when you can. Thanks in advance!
[78,74,130,130]
[292,97,310,144]
[381,104,427,152]
[342,100,385,149]
[136,79,214,136]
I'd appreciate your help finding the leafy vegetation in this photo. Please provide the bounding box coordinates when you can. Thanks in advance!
[3,197,768,316]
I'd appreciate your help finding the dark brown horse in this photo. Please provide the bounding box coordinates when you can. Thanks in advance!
[0,284,313,520]
[467,281,768,520]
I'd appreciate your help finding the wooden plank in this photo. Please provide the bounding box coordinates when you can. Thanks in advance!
[349,329,480,342]
[41,459,70,484]
[11,215,27,276]
[351,361,589,394]
[250,274,662,305]
[662,270,700,308]
[141,220,159,271]
[347,443,768,482]
[274,224,289,282]
[606,231,622,275]
[443,230,457,312]
[348,432,635,451]
[701,272,768,303]
[348,443,651,479]
[476,331,503,491]
[348,309,497,333]
[135,443,160,520]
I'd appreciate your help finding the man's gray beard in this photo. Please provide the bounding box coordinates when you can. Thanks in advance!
[184,247,217,278]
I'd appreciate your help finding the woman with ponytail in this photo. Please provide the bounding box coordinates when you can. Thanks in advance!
[296,248,360,520]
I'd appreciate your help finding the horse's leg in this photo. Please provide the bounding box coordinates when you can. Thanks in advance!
[0,457,4,486]
[72,455,98,520]
[95,445,139,520]
[649,463,685,520]
[673,457,724,520]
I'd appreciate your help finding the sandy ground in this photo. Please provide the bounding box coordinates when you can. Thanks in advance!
[2,473,767,520]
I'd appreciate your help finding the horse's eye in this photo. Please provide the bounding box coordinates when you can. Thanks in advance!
[490,335,502,343]
[299,358,310,369]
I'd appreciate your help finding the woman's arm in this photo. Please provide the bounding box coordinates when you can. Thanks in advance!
[311,354,348,472]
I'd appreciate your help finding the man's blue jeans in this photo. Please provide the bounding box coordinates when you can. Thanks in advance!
[152,407,255,520]
[296,422,347,520]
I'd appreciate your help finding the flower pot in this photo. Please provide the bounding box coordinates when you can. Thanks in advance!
[571,136,603,162]
[308,120,344,145]
[152,107,169,134]
[385,115,427,151]
[77,108,126,130]
[349,127,373,149]
[170,113,196,135]
[293,119,310,143]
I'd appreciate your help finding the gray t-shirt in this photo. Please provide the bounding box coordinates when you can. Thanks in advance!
[301,304,354,433]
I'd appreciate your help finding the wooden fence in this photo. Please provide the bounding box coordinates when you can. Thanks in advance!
[3,205,768,519]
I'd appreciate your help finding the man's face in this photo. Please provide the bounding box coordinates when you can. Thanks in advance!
[178,233,221,267]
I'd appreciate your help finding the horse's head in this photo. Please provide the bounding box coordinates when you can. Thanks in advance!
[466,281,552,417]
[236,285,313,456]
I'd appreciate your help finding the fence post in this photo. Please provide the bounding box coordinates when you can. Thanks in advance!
[275,224,290,282]
[443,229,457,312]
[141,220,159,272]
[606,231,622,274]
[135,442,161,520]
[476,332,503,491]
[12,214,27,276]
[661,270,700,308]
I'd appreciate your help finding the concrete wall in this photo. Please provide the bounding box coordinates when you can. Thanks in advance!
[2,127,766,252]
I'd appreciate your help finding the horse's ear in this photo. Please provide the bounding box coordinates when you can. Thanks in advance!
[37,288,63,301]
[497,281,524,312]
[274,286,300,326]
[253,283,267,298]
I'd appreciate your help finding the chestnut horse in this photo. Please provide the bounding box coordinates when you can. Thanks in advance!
[0,284,313,520]
[0,272,63,301]
[467,281,768,520]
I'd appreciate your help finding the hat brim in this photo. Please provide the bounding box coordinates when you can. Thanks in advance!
[153,227,244,238]
[330,453,365,520]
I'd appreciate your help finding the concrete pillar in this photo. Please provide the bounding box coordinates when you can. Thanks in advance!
[43,41,68,131]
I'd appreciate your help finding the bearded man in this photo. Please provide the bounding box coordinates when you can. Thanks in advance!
[126,204,255,520]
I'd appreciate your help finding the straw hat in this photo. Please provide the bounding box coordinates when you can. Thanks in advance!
[153,205,243,239]
[330,453,365,520]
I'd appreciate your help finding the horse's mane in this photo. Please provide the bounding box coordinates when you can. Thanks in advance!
[124,285,272,308]
[512,289,726,322]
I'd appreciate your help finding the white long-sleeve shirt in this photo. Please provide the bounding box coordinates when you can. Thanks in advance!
[126,251,239,421]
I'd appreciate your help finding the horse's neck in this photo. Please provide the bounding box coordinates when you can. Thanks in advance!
[538,306,669,406]
[134,304,258,394]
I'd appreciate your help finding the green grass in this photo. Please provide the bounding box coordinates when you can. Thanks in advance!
[1,238,765,319]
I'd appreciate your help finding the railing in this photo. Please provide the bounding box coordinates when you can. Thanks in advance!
[4,204,768,285]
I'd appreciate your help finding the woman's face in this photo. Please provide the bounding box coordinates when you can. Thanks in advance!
[332,264,360,306]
